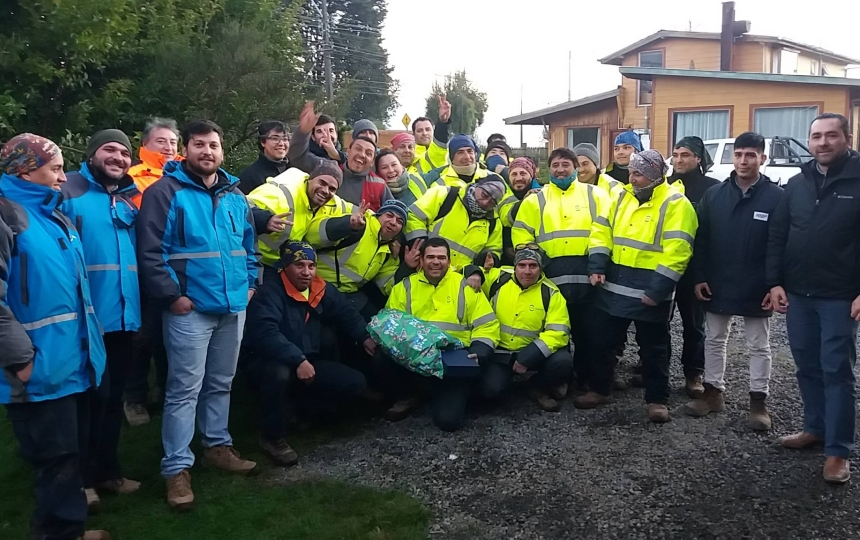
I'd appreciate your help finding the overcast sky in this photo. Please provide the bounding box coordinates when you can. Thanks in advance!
[381,0,860,146]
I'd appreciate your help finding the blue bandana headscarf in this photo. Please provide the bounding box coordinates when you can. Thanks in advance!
[280,241,316,268]
[614,131,643,152]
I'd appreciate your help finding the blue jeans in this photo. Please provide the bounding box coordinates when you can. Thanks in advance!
[161,310,245,477]
[786,294,858,458]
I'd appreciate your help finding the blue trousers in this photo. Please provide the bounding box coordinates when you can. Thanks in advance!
[786,294,858,458]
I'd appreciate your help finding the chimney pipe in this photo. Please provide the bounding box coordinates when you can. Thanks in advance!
[721,2,735,71]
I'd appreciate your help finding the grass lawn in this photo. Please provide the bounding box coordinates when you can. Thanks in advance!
[0,381,429,540]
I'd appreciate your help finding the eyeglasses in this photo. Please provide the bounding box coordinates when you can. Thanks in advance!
[515,243,540,251]
[266,136,289,143]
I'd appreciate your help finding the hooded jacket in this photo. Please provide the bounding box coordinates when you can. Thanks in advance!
[668,169,720,207]
[239,153,291,195]
[766,150,860,300]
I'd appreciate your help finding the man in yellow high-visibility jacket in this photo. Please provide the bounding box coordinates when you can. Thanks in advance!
[579,150,698,424]
[511,147,612,392]
[407,95,452,176]
[247,161,352,280]
[305,199,407,317]
[573,143,623,196]
[379,238,500,432]
[464,246,572,411]
[406,176,506,272]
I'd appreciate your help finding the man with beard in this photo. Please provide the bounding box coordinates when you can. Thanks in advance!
[500,157,538,264]
[309,114,346,163]
[604,131,643,184]
[62,130,142,512]
[137,120,260,510]
[239,120,292,195]
[375,148,428,206]
[410,95,452,175]
[290,102,393,211]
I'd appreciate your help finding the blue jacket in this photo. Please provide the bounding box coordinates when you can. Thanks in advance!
[136,161,259,314]
[61,163,142,333]
[0,174,106,404]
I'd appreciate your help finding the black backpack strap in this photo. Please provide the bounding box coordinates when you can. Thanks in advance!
[540,283,552,314]
[435,186,460,222]
[488,271,513,309]
[0,196,19,256]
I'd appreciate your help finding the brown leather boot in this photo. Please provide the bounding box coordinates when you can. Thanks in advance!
[823,457,851,484]
[683,383,725,417]
[573,391,612,409]
[748,392,772,431]
[685,374,705,398]
[203,446,259,476]
[80,531,111,540]
[96,478,141,495]
[648,403,671,423]
[260,437,299,467]
[779,431,824,449]
[528,386,560,412]
[384,395,424,422]
[166,470,194,512]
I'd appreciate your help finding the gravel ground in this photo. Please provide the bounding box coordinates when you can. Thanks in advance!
[275,314,860,539]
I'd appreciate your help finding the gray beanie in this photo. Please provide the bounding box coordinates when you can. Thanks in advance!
[352,119,379,142]
[573,143,601,169]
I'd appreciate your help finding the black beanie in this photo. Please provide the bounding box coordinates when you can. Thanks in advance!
[85,129,132,160]
[485,140,512,161]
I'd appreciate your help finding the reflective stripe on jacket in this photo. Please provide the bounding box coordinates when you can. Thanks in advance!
[61,163,141,332]
[511,182,612,302]
[590,181,697,322]
[386,269,499,348]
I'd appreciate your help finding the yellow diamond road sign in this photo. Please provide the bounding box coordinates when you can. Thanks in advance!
[401,113,411,128]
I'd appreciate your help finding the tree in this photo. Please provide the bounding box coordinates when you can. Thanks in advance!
[425,71,488,137]
[296,0,398,125]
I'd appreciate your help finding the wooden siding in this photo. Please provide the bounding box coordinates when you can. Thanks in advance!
[545,99,619,165]
[651,76,850,155]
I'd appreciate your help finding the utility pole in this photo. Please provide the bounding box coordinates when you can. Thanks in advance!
[567,50,571,102]
[321,0,333,100]
[520,85,524,148]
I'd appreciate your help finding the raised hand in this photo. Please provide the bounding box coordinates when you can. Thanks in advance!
[404,238,423,269]
[298,101,321,134]
[349,200,371,229]
[438,94,452,123]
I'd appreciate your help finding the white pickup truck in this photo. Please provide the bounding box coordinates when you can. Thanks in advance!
[697,137,814,186]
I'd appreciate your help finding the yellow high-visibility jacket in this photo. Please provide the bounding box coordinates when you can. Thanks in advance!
[480,267,570,367]
[590,181,698,322]
[247,171,352,267]
[592,173,623,196]
[406,184,503,271]
[386,269,500,349]
[304,210,399,295]
[404,170,430,202]
[423,167,518,227]
[511,182,612,302]
[413,139,449,176]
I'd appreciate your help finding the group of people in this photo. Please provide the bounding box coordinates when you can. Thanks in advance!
[0,96,858,539]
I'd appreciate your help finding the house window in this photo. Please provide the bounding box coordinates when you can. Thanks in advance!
[637,50,664,106]
[567,128,600,160]
[753,105,819,142]
[672,110,731,144]
[810,60,819,75]
[778,49,799,74]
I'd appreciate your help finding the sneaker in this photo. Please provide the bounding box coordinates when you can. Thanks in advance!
[85,488,100,515]
[123,402,151,427]
[165,470,194,511]
[383,396,423,422]
[528,386,560,412]
[80,531,111,540]
[96,478,141,495]
[685,374,705,399]
[748,392,772,431]
[683,383,725,417]
[573,391,613,410]
[259,437,299,467]
[648,403,671,423]
[203,446,259,476]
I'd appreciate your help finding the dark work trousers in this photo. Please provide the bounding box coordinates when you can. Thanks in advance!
[335,287,381,382]
[6,392,90,540]
[249,356,366,441]
[671,277,705,379]
[479,350,573,400]
[375,354,472,432]
[124,299,168,405]
[567,301,594,383]
[588,308,671,404]
[87,331,135,486]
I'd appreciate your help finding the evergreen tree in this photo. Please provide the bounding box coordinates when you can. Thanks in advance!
[425,71,488,137]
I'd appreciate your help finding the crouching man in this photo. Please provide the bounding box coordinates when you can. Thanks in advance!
[379,237,500,431]
[244,241,373,466]
[465,246,572,411]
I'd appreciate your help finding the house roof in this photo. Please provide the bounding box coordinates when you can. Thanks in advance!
[619,67,860,87]
[598,30,860,66]
[504,89,619,125]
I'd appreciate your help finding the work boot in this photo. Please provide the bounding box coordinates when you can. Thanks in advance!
[685,374,705,398]
[548,382,568,400]
[748,392,772,431]
[683,383,725,417]
[166,470,194,511]
[123,401,150,427]
[528,386,560,412]
[573,391,612,410]
[260,437,299,467]
[612,375,628,391]
[648,403,671,423]
[779,431,824,450]
[628,374,644,388]
[823,457,851,484]
[203,446,259,476]
[85,488,100,515]
[80,531,111,540]
[96,478,141,495]
[361,387,386,405]
[383,396,423,422]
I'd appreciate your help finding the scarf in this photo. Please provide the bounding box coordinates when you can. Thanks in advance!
[451,163,477,177]
[385,170,410,195]
[550,172,577,191]
[462,184,493,220]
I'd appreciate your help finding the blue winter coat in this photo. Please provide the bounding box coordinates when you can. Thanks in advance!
[61,163,142,333]
[0,173,106,404]
[136,161,259,314]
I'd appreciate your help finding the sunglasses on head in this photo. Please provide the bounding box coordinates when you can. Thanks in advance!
[515,243,540,251]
